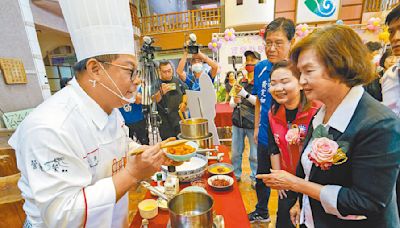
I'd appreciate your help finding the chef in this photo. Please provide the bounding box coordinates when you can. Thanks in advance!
[9,0,170,227]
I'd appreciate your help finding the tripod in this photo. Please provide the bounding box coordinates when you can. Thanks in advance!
[140,44,162,144]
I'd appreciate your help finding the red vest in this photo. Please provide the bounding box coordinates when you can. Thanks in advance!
[268,101,321,174]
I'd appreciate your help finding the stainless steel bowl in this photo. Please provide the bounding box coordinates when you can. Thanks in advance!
[178,133,213,149]
[168,192,214,228]
[180,118,209,139]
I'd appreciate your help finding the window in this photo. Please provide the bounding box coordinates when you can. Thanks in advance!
[237,0,243,5]
[259,0,265,3]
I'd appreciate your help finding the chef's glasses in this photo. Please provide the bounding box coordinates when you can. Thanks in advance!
[100,61,139,81]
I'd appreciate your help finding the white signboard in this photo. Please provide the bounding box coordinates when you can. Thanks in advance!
[296,0,341,24]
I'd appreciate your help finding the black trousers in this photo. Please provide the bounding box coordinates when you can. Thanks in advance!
[276,191,297,228]
[127,119,149,145]
[158,119,180,141]
[255,142,271,215]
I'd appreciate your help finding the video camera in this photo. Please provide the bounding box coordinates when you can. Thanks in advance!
[185,33,200,54]
[141,36,161,61]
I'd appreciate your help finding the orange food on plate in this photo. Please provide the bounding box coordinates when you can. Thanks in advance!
[211,179,230,187]
[167,144,196,155]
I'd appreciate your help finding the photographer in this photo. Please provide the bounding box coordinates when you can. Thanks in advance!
[152,60,188,140]
[176,49,219,91]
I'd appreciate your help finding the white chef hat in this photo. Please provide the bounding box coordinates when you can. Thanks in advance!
[59,0,135,61]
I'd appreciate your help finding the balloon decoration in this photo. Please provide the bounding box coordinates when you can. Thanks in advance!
[336,20,344,25]
[208,37,222,53]
[295,24,310,38]
[379,26,390,43]
[366,17,381,32]
[224,28,236,41]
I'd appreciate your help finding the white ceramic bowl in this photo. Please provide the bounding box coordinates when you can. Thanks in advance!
[164,141,199,162]
[207,175,234,191]
[138,199,158,219]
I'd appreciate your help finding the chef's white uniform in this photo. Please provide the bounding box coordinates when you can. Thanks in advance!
[9,78,140,228]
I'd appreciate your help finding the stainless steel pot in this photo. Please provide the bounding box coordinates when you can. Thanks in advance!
[178,133,213,149]
[168,192,214,228]
[180,118,209,139]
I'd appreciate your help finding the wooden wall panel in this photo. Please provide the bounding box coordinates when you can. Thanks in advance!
[275,0,296,12]
[275,12,296,21]
[339,5,363,20]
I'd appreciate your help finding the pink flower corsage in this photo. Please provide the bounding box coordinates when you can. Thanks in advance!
[308,137,348,171]
[285,125,301,145]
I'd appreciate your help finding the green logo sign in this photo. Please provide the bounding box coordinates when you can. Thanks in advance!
[304,0,336,17]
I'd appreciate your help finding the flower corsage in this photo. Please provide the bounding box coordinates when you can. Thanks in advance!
[308,125,349,171]
[285,124,306,145]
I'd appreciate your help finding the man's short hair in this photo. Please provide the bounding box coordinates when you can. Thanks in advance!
[73,54,119,73]
[264,17,295,41]
[158,60,173,69]
[385,4,400,25]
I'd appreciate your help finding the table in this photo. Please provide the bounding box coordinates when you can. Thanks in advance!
[130,145,250,228]
[214,103,233,128]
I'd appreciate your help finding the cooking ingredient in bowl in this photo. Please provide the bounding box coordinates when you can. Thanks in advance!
[210,166,230,174]
[167,144,196,155]
[211,179,230,187]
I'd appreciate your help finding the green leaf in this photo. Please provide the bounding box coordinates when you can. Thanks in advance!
[338,141,350,153]
[312,124,329,139]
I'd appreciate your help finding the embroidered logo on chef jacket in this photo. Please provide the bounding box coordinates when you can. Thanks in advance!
[83,148,100,168]
[112,156,127,175]
[31,157,69,173]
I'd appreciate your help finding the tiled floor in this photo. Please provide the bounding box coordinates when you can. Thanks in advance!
[129,138,279,227]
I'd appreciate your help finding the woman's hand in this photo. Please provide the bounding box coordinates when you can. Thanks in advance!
[290,200,300,226]
[278,190,288,199]
[256,169,299,191]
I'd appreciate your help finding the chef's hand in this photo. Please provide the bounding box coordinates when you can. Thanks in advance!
[256,169,299,191]
[126,143,167,182]
[278,190,288,199]
[290,200,301,226]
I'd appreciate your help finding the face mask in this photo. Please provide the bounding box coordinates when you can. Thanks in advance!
[98,64,137,103]
[192,63,203,73]
[245,64,255,73]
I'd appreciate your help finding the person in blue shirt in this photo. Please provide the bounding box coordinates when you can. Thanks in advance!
[119,85,149,145]
[249,17,295,224]
[176,50,218,91]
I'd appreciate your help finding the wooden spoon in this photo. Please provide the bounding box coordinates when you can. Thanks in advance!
[129,139,189,156]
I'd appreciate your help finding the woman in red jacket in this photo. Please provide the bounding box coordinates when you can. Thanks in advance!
[267,60,321,228]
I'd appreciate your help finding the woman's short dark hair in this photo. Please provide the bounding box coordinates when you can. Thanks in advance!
[385,4,400,25]
[264,17,295,41]
[270,60,309,115]
[380,48,393,68]
[290,25,374,87]
[73,54,119,73]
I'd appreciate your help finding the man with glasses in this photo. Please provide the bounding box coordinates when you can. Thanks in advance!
[9,0,175,227]
[152,60,188,140]
[249,17,295,224]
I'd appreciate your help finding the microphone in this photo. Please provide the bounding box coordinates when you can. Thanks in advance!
[189,33,197,43]
[143,36,153,45]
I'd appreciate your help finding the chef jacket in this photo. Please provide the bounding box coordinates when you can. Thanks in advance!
[9,78,140,228]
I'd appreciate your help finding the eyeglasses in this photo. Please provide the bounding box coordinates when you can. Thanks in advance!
[264,41,285,49]
[100,62,139,81]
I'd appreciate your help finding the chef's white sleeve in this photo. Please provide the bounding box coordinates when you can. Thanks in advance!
[18,127,117,228]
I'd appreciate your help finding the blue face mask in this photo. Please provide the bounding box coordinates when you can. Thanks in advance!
[192,63,203,73]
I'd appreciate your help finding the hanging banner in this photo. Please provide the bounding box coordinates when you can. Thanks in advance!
[296,0,341,24]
